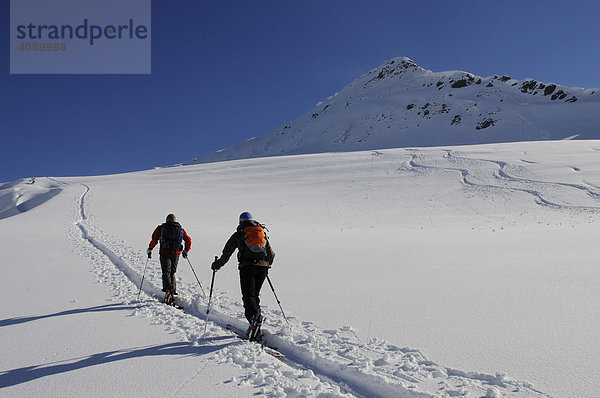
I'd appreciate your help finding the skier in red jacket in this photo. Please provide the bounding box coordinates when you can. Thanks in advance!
[147,214,192,299]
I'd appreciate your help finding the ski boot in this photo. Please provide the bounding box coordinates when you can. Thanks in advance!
[246,312,263,342]
[163,288,176,306]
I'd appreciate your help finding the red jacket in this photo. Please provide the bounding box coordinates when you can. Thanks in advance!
[148,223,192,254]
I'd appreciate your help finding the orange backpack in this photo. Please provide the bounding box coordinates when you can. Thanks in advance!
[243,222,267,254]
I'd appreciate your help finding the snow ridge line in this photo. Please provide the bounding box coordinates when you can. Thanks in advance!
[0,177,63,220]
[71,183,547,397]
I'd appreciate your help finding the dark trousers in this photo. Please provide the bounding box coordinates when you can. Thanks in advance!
[239,265,268,322]
[160,252,179,293]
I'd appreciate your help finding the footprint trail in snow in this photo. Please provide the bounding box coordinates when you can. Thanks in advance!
[66,181,549,397]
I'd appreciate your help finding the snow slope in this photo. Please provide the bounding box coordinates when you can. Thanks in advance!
[191,57,600,164]
[1,140,599,397]
[0,178,62,220]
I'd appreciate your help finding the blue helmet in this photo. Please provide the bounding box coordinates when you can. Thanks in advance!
[239,211,253,223]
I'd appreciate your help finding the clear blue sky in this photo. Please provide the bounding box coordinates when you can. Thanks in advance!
[2,0,599,182]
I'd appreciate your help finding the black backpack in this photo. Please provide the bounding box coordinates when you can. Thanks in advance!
[160,221,183,251]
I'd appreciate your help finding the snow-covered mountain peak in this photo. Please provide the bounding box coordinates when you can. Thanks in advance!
[190,57,599,165]
[364,56,427,81]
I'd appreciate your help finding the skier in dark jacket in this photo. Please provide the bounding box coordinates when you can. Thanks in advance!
[212,212,275,337]
[147,214,192,298]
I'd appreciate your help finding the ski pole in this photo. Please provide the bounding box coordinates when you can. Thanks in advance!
[266,275,289,324]
[137,257,150,301]
[203,257,217,338]
[186,257,206,296]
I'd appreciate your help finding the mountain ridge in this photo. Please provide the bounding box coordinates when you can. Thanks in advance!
[188,57,599,165]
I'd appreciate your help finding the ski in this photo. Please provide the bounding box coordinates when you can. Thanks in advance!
[163,300,184,310]
[226,324,285,361]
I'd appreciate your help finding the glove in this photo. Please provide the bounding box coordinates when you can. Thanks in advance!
[147,248,152,258]
[182,250,188,259]
[211,260,221,271]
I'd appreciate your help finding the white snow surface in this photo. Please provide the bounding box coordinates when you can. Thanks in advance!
[1,140,599,397]
[191,57,600,165]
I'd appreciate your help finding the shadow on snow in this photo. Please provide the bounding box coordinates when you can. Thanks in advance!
[0,303,142,328]
[0,339,230,388]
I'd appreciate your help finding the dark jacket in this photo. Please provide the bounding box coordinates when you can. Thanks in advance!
[215,221,275,269]
[148,221,192,254]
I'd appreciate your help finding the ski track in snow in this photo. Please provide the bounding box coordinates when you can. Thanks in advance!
[392,150,600,213]
[65,181,549,397]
